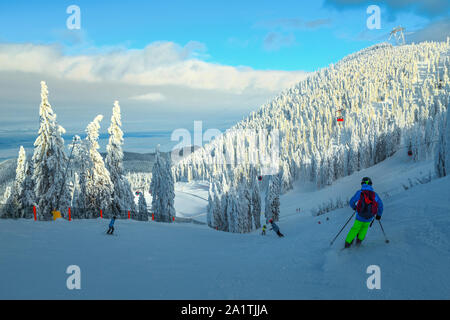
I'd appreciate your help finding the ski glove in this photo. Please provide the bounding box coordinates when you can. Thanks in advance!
[376,215,381,220]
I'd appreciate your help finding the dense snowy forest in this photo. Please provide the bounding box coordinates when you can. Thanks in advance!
[174,40,450,233]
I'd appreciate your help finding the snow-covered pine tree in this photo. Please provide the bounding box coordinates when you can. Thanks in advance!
[85,115,113,217]
[240,181,253,233]
[212,183,224,230]
[72,172,81,207]
[206,182,215,228]
[7,146,28,217]
[32,81,71,220]
[72,137,91,217]
[226,191,238,232]
[150,145,175,222]
[165,155,176,221]
[138,192,148,218]
[22,157,36,210]
[251,176,262,230]
[435,110,450,177]
[106,101,136,215]
[2,186,11,205]
[265,174,280,222]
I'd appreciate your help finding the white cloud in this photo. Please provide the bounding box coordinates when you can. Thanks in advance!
[129,92,166,101]
[0,41,308,94]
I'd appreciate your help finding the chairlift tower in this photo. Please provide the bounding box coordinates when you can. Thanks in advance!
[389,26,405,45]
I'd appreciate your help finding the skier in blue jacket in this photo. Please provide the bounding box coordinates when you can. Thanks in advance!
[107,216,117,235]
[345,177,383,248]
[269,219,284,237]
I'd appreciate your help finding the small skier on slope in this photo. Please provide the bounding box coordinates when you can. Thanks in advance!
[107,216,117,235]
[269,219,284,237]
[345,177,383,248]
[261,224,267,235]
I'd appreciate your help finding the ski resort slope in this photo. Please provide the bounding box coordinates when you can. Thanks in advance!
[0,153,449,299]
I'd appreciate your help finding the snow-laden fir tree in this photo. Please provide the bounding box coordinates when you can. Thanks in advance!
[206,183,215,228]
[32,81,71,220]
[237,180,252,233]
[164,153,176,221]
[150,145,175,222]
[208,177,229,231]
[105,101,136,215]
[22,157,36,209]
[71,137,92,217]
[84,115,113,217]
[226,191,238,232]
[212,182,224,230]
[251,175,262,230]
[2,186,11,205]
[138,192,148,218]
[6,146,28,217]
[435,110,450,177]
[265,174,280,223]
[72,172,81,207]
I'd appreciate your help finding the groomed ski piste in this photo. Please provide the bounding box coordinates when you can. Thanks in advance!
[1,150,449,299]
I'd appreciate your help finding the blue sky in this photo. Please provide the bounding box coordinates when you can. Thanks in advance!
[1,0,444,70]
[0,0,448,157]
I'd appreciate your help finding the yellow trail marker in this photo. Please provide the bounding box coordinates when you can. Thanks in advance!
[52,210,62,220]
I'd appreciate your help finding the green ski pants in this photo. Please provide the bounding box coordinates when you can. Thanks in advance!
[345,220,371,244]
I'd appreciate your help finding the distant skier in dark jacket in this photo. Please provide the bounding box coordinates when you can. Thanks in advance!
[269,219,284,237]
[107,216,117,235]
[345,177,383,248]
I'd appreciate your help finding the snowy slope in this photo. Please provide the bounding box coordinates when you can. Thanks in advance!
[280,149,435,219]
[1,155,449,299]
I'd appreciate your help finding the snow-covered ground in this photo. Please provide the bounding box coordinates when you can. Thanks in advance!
[1,152,449,299]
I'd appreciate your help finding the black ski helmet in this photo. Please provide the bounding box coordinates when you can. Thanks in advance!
[361,177,372,185]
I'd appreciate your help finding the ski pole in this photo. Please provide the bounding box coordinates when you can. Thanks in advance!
[378,220,390,243]
[330,211,355,246]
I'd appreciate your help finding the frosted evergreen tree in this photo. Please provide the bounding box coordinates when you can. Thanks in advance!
[72,137,91,216]
[32,81,71,220]
[72,172,81,207]
[2,186,11,205]
[251,176,262,230]
[435,110,450,177]
[138,192,148,218]
[265,175,280,222]
[150,145,175,222]
[212,182,226,230]
[22,158,36,209]
[226,191,238,232]
[84,115,113,217]
[237,181,252,233]
[106,101,136,215]
[165,156,176,221]
[206,183,215,228]
[7,146,27,215]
